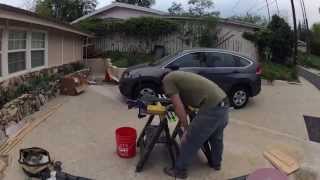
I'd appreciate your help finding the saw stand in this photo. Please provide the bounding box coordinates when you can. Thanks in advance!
[135,110,179,172]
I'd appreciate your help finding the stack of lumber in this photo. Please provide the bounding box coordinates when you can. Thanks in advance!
[264,148,300,175]
[0,104,62,155]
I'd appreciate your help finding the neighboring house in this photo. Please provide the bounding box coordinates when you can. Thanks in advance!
[71,2,166,23]
[0,4,92,81]
[72,2,260,60]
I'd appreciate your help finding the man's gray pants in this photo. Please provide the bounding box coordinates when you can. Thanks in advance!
[175,104,229,170]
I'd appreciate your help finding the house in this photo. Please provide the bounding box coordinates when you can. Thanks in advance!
[72,2,260,60]
[0,3,92,81]
[71,2,167,23]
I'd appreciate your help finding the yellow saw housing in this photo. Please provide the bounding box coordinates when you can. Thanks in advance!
[147,103,166,115]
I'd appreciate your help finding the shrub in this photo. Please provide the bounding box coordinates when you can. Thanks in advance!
[261,62,298,81]
[243,15,293,64]
[311,23,320,56]
[78,17,179,40]
[198,16,218,47]
[298,52,320,70]
[104,51,155,68]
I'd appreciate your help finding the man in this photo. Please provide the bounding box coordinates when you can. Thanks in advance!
[162,71,229,179]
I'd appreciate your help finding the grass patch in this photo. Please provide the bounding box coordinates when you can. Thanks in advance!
[298,53,320,70]
[103,51,155,68]
[261,62,298,82]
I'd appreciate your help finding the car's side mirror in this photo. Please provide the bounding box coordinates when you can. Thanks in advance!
[167,64,180,71]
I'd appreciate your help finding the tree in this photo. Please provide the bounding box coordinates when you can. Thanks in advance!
[168,0,219,17]
[35,0,97,22]
[188,0,218,16]
[115,0,155,8]
[230,13,267,26]
[267,15,293,63]
[243,15,293,64]
[168,2,184,15]
[311,23,320,56]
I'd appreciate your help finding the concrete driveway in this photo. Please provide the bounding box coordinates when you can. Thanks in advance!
[231,78,320,140]
[3,78,320,180]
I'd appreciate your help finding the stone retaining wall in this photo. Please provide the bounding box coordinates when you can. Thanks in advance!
[0,62,90,142]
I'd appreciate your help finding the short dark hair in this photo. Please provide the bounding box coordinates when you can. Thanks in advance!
[161,70,171,81]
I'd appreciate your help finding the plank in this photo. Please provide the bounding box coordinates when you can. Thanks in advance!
[264,149,299,175]
[0,104,63,155]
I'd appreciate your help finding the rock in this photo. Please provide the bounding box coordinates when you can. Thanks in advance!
[39,94,47,105]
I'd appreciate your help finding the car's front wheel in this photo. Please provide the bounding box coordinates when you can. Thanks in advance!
[229,87,249,109]
[134,83,159,99]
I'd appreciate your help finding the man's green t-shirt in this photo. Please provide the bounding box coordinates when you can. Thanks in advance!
[163,71,226,109]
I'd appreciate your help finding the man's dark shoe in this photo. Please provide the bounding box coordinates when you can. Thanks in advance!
[164,167,187,179]
[208,163,221,171]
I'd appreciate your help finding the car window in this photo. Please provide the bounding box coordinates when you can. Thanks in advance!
[169,52,206,68]
[205,52,236,67]
[204,52,251,67]
[233,55,251,67]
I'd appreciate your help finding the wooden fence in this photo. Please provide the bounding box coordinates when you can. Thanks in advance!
[94,24,259,60]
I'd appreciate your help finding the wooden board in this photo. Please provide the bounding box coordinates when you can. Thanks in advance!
[264,149,299,175]
[0,104,63,155]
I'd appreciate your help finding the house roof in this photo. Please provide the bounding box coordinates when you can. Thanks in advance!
[163,16,261,30]
[71,2,260,30]
[0,3,93,37]
[71,2,167,24]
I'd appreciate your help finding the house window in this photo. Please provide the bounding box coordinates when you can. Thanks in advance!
[31,32,46,68]
[8,30,27,73]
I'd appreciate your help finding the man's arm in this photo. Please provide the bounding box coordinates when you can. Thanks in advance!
[170,94,188,129]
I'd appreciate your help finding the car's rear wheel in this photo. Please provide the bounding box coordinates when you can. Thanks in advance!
[229,86,249,109]
[134,83,159,99]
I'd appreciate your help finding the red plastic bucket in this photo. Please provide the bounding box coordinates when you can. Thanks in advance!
[115,127,137,158]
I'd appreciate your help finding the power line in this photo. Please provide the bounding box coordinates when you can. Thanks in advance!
[231,0,242,12]
[252,0,276,13]
[275,0,280,15]
[246,0,267,14]
[266,0,271,21]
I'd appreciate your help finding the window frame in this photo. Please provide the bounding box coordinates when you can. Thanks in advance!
[0,27,48,81]
[163,50,253,70]
[7,29,28,74]
[167,52,206,68]
[31,31,48,69]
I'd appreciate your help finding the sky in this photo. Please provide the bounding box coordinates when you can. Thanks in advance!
[0,0,319,26]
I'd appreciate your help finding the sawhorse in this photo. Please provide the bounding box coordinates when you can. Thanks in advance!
[136,114,179,172]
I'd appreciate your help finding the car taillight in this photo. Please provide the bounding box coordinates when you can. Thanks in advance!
[256,65,262,75]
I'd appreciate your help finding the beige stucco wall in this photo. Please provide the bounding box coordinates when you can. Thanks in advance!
[97,7,160,20]
[216,23,259,60]
[48,31,84,66]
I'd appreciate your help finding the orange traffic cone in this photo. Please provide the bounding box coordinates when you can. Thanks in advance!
[105,70,112,82]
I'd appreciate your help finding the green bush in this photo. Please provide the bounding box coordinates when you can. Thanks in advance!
[298,53,320,70]
[261,62,298,81]
[243,15,293,64]
[78,17,178,40]
[104,51,155,68]
[311,23,320,56]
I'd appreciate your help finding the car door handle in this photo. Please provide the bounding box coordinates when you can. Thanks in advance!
[232,70,240,73]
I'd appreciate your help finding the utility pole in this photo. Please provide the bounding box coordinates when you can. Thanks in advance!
[266,0,271,21]
[291,0,298,65]
[275,0,280,15]
[300,0,310,54]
